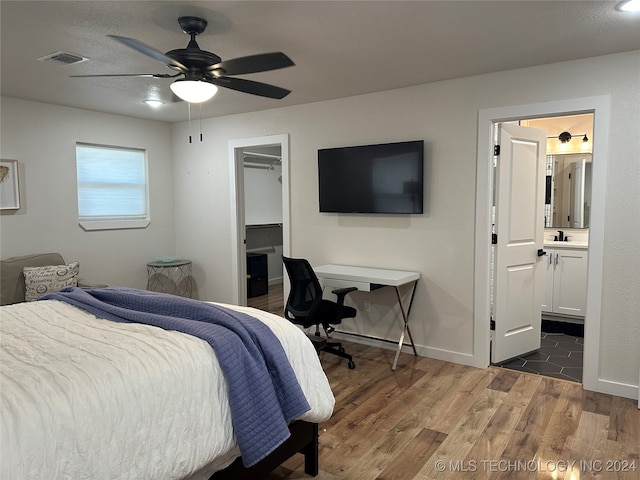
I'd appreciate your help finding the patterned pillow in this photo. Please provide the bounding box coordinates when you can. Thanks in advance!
[23,262,79,302]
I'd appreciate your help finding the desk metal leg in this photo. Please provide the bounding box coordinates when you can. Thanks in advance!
[392,280,418,371]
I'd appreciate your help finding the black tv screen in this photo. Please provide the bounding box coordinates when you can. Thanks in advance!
[318,140,424,214]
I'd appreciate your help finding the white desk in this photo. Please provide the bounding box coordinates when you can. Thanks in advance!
[314,264,420,370]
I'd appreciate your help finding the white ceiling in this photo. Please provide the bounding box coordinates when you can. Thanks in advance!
[2,1,639,123]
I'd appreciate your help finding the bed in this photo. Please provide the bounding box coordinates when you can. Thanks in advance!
[0,287,335,479]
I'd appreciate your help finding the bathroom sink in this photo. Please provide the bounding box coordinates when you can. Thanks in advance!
[544,241,588,248]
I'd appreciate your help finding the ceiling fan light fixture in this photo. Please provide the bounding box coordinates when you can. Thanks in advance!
[616,0,640,12]
[170,79,218,103]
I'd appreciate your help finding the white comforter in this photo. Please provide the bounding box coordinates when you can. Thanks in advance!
[0,300,334,480]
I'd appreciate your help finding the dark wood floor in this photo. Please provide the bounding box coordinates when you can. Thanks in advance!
[248,282,284,316]
[264,340,639,479]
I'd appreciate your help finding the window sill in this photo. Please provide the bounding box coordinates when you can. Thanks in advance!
[79,218,150,231]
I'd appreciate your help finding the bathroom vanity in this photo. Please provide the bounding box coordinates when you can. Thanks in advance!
[542,241,588,320]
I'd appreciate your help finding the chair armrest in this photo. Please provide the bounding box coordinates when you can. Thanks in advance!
[331,286,357,304]
[328,286,358,324]
[331,286,357,296]
[78,279,108,289]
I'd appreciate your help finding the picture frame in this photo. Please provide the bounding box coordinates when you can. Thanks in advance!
[0,159,21,210]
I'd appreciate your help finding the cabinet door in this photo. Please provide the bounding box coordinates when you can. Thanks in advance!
[541,249,555,312]
[553,249,588,316]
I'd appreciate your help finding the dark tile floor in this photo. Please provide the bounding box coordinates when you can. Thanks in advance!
[495,324,584,383]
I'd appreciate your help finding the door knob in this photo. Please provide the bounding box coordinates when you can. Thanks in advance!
[537,249,547,257]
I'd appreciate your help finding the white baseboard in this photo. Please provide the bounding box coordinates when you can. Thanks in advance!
[330,331,479,369]
[332,332,639,403]
[594,378,639,402]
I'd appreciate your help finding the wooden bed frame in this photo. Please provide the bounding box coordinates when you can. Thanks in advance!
[210,421,319,479]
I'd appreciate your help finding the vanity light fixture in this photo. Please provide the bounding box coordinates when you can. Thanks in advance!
[548,132,589,144]
[558,131,572,143]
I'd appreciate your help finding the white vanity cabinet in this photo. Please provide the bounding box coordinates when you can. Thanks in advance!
[542,246,588,317]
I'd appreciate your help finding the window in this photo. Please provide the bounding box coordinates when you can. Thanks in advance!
[76,143,149,230]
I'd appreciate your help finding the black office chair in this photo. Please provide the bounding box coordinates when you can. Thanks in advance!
[282,256,357,369]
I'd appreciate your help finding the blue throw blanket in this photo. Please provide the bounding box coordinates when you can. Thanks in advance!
[40,287,311,467]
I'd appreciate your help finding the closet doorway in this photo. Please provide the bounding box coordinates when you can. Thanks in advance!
[244,146,285,315]
[229,134,290,310]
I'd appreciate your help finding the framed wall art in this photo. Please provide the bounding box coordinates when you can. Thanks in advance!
[0,159,21,210]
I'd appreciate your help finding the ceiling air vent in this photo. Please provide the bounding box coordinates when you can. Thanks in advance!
[37,51,89,66]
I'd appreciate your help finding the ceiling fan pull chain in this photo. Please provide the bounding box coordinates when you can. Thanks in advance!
[199,103,203,142]
[188,102,192,143]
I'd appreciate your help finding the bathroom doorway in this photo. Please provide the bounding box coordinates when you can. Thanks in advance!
[493,113,593,383]
[474,95,611,392]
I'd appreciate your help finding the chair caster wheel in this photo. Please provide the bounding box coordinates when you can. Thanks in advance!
[348,360,355,369]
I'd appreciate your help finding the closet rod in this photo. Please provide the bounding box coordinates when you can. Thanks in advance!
[244,162,274,170]
[246,223,283,229]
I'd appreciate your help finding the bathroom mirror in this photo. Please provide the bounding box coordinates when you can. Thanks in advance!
[545,153,592,229]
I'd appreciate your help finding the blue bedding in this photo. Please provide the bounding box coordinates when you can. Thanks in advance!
[40,286,311,467]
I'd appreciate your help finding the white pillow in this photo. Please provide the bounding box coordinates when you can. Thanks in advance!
[23,262,79,302]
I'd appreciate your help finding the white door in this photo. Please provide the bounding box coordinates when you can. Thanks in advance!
[492,124,547,363]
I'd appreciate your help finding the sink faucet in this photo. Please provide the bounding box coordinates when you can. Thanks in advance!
[557,230,564,241]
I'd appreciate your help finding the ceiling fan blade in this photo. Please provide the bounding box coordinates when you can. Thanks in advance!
[108,35,188,71]
[209,77,291,99]
[208,52,294,76]
[70,73,179,78]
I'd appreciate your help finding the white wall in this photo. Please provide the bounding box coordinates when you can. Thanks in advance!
[173,51,640,394]
[0,98,175,289]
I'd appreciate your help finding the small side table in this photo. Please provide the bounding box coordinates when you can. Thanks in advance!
[146,259,192,298]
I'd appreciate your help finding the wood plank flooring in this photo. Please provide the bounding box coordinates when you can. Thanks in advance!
[265,340,640,480]
[248,282,284,316]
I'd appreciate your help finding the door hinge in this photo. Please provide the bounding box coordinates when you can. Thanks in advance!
[491,233,498,245]
[490,318,495,330]
[494,145,501,156]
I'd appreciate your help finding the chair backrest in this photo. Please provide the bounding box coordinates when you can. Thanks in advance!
[282,256,323,327]
[0,253,66,305]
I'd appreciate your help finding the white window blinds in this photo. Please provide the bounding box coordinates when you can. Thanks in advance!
[76,143,150,230]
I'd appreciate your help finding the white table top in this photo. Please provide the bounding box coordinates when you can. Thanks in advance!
[313,264,420,287]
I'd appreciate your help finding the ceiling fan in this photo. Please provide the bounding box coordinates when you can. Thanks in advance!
[71,16,294,103]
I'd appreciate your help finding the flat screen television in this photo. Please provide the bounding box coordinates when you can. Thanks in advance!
[318,140,424,214]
